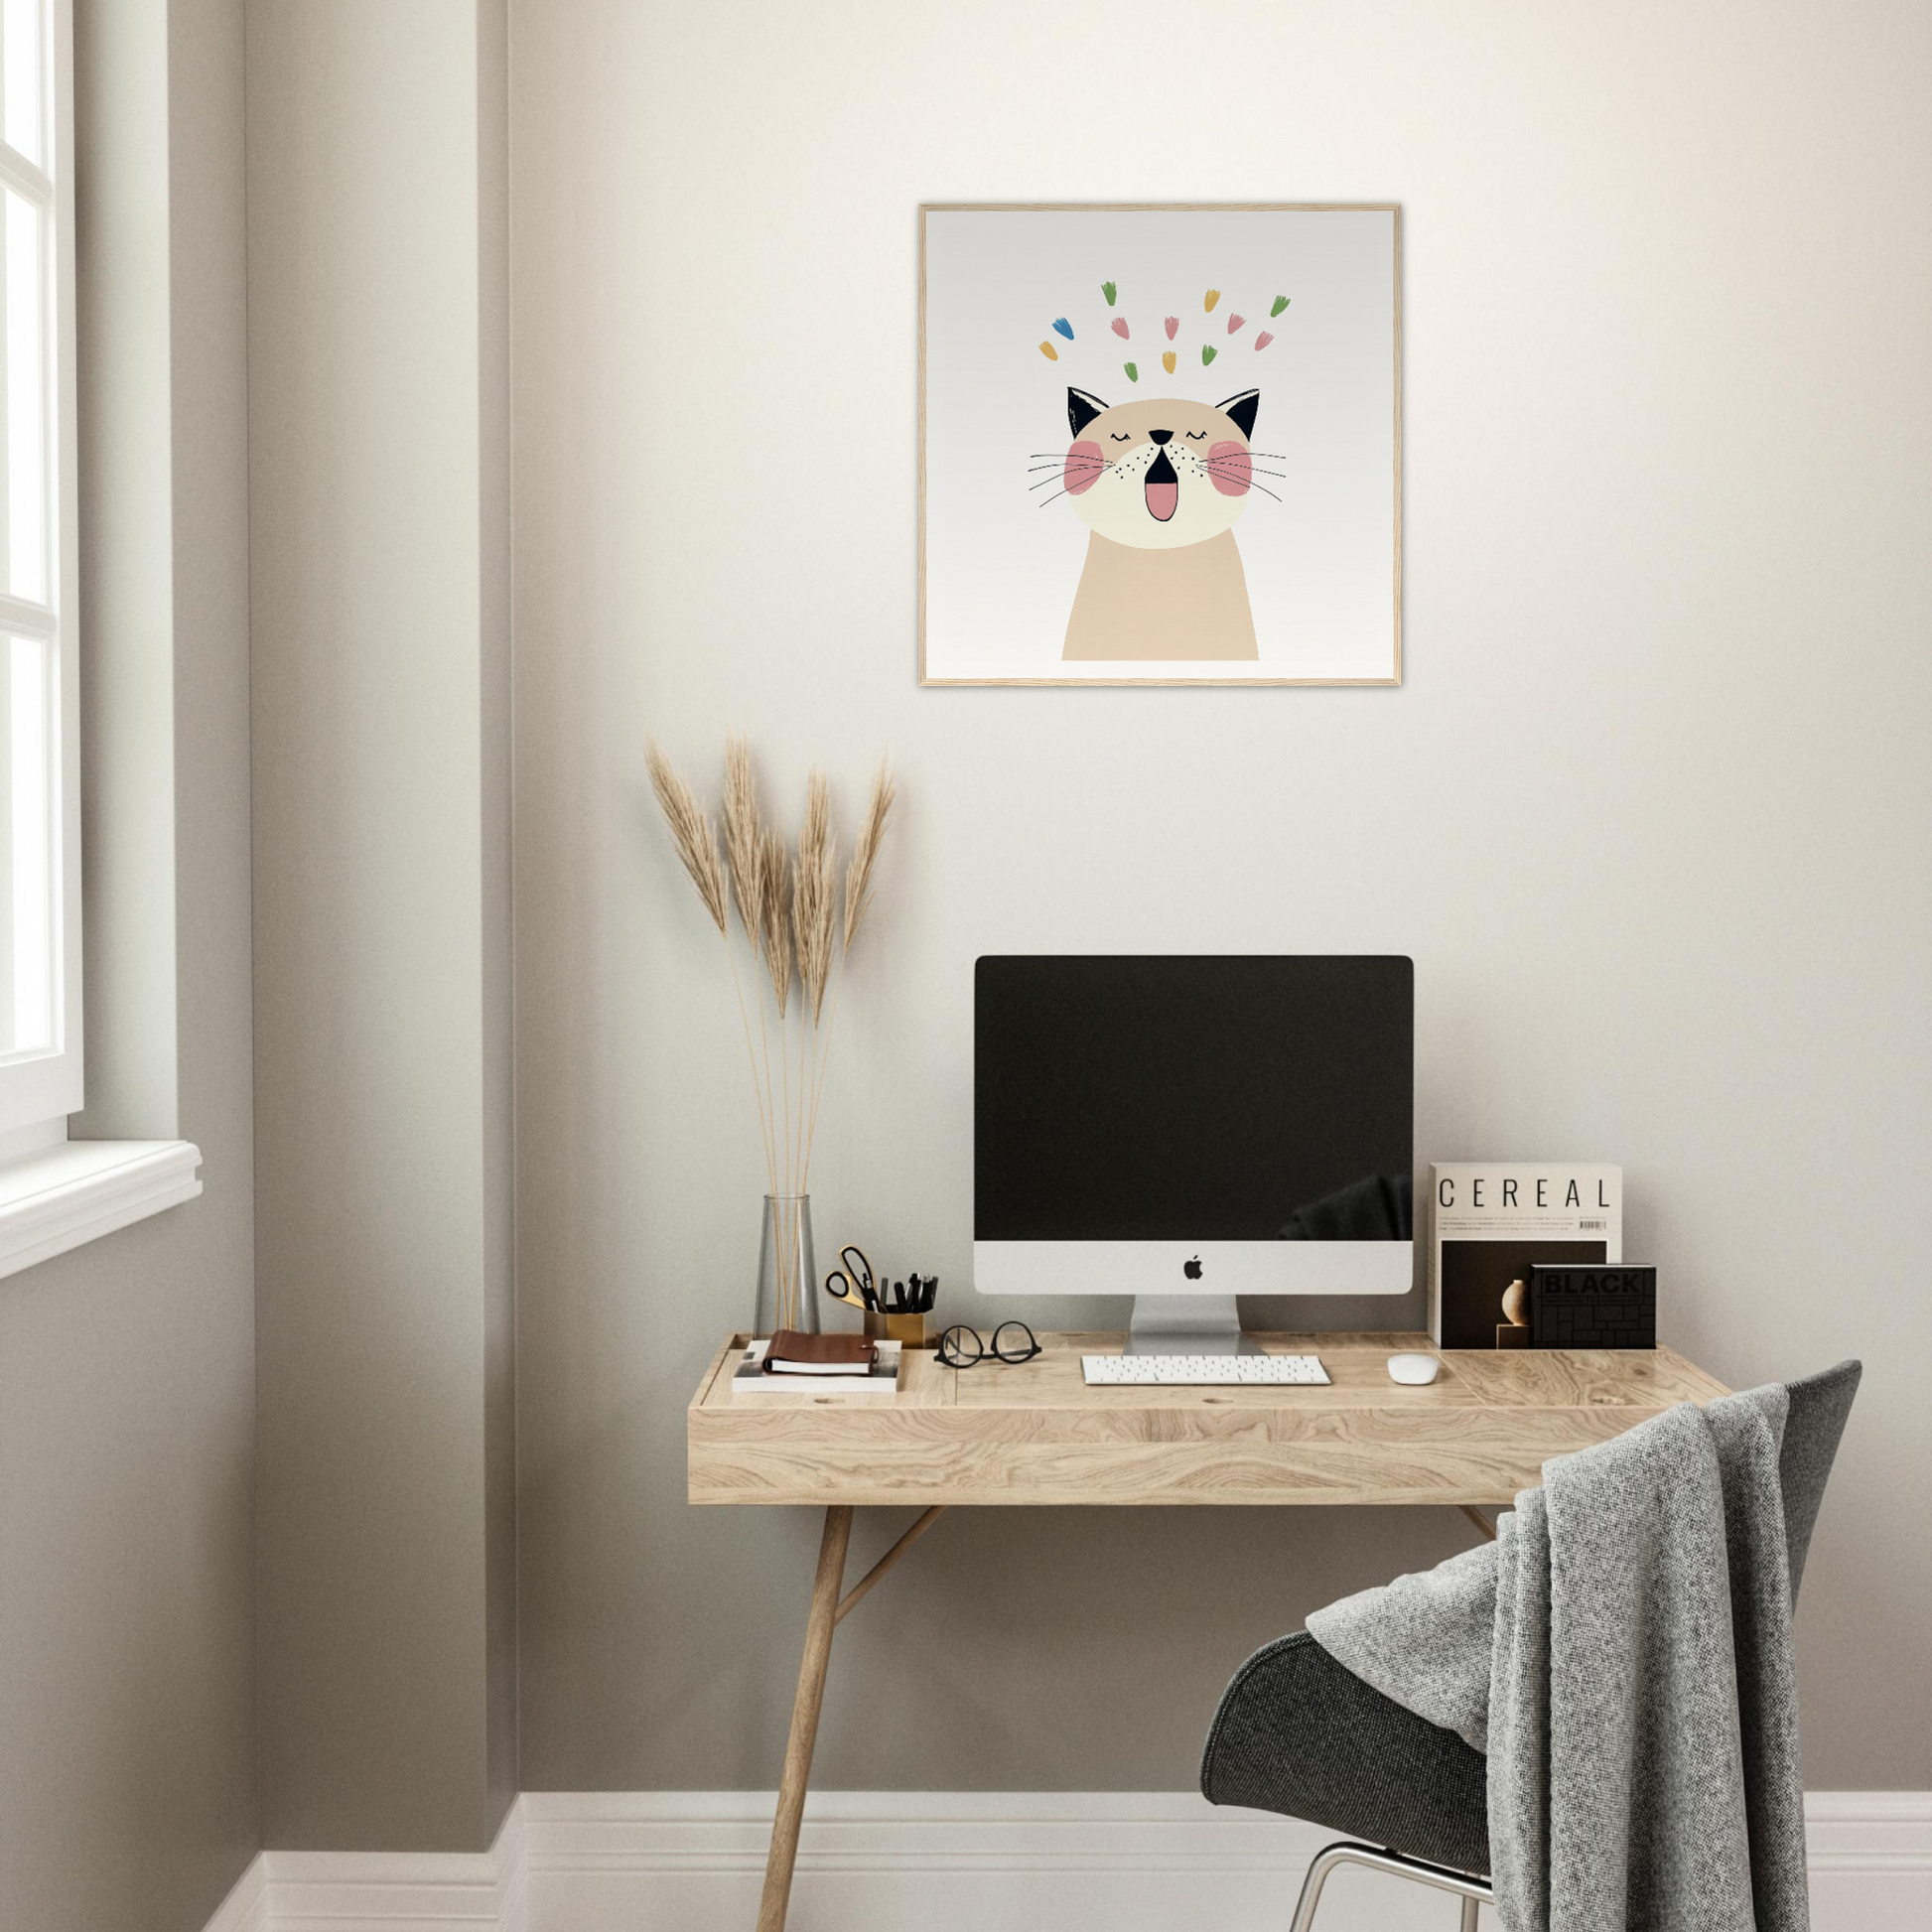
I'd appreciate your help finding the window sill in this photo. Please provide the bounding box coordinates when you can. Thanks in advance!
[0,1139,204,1282]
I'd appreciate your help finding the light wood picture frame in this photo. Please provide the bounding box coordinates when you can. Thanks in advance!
[918,204,1402,687]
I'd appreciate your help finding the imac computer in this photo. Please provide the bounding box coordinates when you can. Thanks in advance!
[973,955,1414,1354]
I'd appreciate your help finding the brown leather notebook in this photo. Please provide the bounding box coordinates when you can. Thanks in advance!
[763,1330,878,1375]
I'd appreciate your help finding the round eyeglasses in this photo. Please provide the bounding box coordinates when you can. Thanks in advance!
[936,1320,1041,1368]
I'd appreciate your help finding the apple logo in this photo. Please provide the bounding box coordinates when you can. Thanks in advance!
[1183,1255,1203,1280]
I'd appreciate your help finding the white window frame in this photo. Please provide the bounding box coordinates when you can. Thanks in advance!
[0,0,200,1278]
[0,0,79,1141]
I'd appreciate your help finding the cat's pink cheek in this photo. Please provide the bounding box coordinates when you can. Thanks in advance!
[1064,440,1104,495]
[1208,440,1251,495]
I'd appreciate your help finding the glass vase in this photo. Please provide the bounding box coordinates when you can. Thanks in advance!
[754,1193,818,1338]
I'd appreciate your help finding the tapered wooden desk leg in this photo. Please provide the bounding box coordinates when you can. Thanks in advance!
[757,1504,853,1932]
[1458,1504,1498,1542]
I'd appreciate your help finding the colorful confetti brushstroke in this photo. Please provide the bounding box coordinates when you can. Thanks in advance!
[1036,286,1283,370]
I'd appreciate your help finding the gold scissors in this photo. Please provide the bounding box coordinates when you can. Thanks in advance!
[824,1244,878,1312]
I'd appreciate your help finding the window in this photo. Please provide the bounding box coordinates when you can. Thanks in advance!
[0,0,200,1272]
[0,0,75,1142]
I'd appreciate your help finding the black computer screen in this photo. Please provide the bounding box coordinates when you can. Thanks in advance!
[974,956,1414,1241]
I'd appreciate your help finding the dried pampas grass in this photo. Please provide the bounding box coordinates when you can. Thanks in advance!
[645,741,727,935]
[844,759,896,949]
[759,827,793,1018]
[722,736,764,940]
[645,736,897,1233]
[793,773,836,1025]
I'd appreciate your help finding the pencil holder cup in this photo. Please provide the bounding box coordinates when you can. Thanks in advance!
[866,1310,927,1348]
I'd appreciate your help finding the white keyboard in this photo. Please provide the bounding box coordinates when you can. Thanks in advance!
[1081,1352,1329,1387]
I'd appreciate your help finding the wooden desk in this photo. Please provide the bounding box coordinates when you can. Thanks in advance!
[688,1330,1728,1931]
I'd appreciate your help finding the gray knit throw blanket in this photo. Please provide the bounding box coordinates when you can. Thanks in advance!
[1307,1388,1809,1932]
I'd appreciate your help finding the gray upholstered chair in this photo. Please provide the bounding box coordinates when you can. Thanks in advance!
[1200,1361,1862,1930]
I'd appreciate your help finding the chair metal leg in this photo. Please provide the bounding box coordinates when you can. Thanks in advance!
[1288,1841,1493,1932]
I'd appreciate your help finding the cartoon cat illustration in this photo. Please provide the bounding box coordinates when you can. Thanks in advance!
[1052,386,1263,660]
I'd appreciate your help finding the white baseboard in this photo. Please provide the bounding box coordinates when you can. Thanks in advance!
[201,1789,1932,1932]
[202,1808,527,1932]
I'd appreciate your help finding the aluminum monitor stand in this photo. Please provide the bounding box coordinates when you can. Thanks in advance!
[1124,1293,1259,1356]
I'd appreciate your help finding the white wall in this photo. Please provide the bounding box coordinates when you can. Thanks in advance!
[510,0,1932,1794]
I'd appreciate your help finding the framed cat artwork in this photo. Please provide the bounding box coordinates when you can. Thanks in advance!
[918,204,1401,687]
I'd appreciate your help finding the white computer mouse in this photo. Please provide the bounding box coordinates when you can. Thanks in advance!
[1387,1352,1442,1386]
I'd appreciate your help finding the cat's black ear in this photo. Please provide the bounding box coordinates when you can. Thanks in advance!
[1216,389,1260,440]
[1067,388,1109,439]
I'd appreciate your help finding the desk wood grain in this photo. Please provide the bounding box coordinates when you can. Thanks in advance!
[688,1331,1728,1508]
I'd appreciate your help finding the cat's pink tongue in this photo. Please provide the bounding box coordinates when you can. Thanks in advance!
[1146,479,1178,521]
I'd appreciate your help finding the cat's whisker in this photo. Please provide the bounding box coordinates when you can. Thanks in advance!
[1029,469,1107,490]
[1200,466,1283,491]
[1030,449,1289,460]
[1206,464,1288,481]
[1028,460,1106,474]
